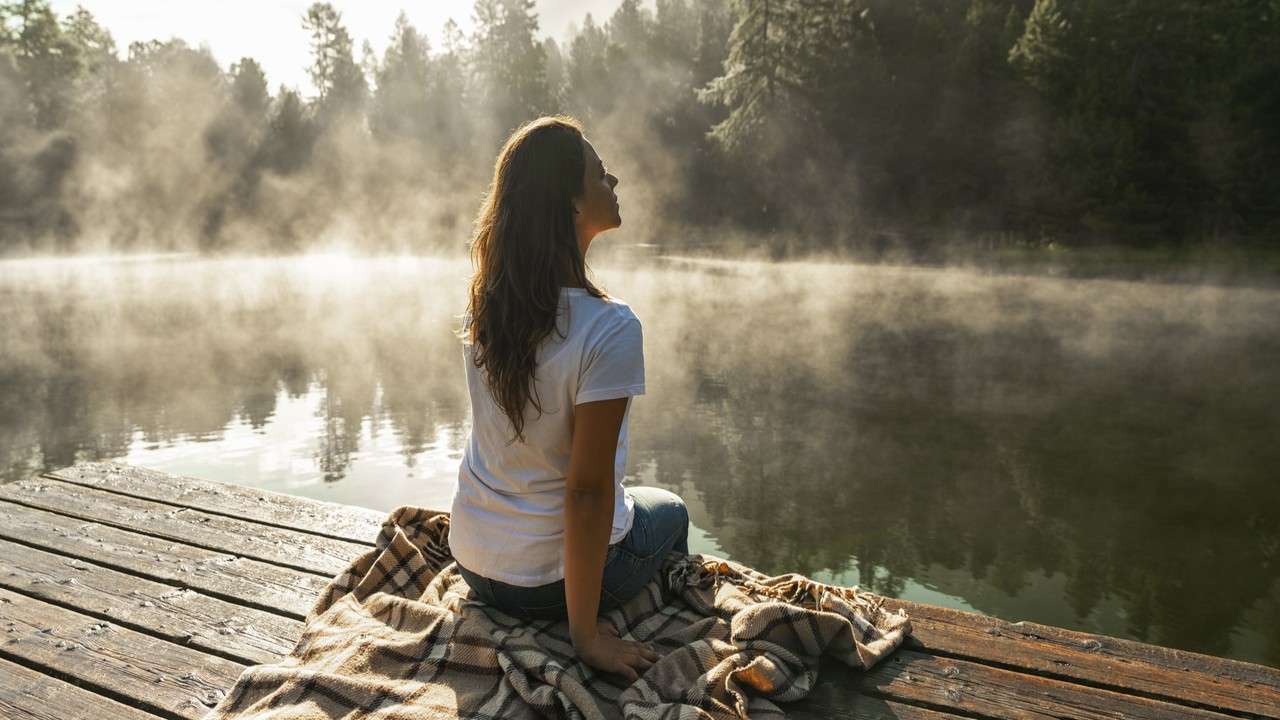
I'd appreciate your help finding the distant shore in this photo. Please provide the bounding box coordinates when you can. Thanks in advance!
[4,241,1279,289]
[639,234,1280,288]
[948,243,1280,287]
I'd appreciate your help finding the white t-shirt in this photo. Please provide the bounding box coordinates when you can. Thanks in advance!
[449,288,645,586]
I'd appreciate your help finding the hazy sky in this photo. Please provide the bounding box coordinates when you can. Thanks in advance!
[48,0,638,96]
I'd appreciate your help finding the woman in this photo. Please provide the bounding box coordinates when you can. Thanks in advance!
[450,116,689,681]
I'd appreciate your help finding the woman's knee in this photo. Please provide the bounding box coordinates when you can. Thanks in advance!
[629,486,687,515]
[627,486,688,553]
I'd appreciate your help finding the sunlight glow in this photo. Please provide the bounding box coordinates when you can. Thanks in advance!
[46,1,629,97]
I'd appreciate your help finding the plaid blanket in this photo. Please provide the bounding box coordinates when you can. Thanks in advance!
[205,507,912,719]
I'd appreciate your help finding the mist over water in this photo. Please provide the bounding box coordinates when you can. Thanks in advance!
[5,1,1279,694]
[2,252,1278,667]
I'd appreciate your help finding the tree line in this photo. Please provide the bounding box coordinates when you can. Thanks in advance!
[2,0,1277,256]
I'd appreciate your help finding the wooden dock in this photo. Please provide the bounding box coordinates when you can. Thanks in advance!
[1,462,1275,720]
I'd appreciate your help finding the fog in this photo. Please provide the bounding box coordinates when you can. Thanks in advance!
[6,1,1275,257]
[2,253,1278,666]
[3,1,721,256]
[3,0,1279,669]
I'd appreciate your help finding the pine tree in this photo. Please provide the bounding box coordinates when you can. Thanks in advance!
[3,0,83,129]
[303,2,367,120]
[471,0,552,137]
[370,12,432,143]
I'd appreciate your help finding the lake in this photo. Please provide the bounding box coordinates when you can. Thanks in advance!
[2,252,1277,668]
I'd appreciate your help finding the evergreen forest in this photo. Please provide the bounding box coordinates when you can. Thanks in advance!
[2,0,1278,257]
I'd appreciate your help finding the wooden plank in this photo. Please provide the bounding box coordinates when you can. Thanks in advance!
[1,537,302,665]
[884,599,1280,718]
[0,655,162,720]
[0,478,368,577]
[999,615,1280,689]
[44,462,384,545]
[822,649,1247,720]
[0,500,329,619]
[0,588,245,720]
[12,462,1275,720]
[785,690,970,720]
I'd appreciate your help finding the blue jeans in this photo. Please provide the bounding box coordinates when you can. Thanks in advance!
[456,486,689,620]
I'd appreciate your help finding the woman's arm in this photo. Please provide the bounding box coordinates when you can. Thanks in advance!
[563,397,659,680]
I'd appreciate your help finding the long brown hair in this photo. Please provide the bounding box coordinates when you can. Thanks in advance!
[465,116,603,441]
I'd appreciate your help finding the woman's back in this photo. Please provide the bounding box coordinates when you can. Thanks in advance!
[450,288,645,585]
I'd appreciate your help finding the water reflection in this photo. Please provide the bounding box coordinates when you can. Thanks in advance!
[0,255,470,504]
[1,255,1277,667]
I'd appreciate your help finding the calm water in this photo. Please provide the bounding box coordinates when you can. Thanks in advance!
[2,253,1277,667]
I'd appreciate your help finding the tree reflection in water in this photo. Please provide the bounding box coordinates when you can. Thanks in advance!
[0,255,1277,667]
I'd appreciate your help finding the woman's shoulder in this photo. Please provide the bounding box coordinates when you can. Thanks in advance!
[566,289,638,320]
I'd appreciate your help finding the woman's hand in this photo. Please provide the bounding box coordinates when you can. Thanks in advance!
[574,621,660,682]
